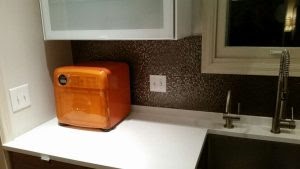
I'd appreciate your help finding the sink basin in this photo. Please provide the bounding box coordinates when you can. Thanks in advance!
[197,134,300,169]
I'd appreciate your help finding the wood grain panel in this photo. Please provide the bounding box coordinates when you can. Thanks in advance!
[9,152,92,169]
[0,139,8,169]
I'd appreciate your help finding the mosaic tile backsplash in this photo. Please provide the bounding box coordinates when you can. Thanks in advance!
[71,36,300,119]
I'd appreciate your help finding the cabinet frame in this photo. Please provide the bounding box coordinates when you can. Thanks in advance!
[39,0,177,40]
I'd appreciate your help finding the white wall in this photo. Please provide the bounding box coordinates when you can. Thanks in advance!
[0,0,73,142]
[192,0,201,35]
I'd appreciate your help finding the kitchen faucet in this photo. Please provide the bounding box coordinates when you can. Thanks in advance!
[271,49,296,133]
[223,90,240,128]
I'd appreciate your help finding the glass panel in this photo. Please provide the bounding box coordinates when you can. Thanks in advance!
[226,0,300,47]
[48,0,164,30]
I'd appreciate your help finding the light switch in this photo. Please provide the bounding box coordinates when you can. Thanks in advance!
[150,75,166,93]
[9,84,31,113]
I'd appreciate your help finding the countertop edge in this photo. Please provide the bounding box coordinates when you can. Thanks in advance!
[3,105,300,169]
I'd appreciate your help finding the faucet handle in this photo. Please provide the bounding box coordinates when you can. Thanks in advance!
[237,102,241,115]
[291,106,294,121]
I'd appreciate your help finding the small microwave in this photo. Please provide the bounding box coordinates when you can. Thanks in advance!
[53,62,130,130]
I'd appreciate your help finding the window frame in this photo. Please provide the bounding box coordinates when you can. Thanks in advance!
[201,0,300,76]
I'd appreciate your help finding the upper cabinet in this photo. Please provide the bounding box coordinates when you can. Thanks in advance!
[39,0,192,40]
[202,0,300,76]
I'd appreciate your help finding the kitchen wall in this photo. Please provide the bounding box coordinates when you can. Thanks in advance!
[0,0,73,142]
[72,36,300,119]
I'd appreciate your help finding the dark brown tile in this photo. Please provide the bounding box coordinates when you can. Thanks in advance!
[71,36,300,119]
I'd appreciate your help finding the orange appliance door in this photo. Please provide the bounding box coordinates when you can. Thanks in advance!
[54,67,111,129]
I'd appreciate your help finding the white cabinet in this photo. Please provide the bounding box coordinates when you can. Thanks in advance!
[39,0,192,40]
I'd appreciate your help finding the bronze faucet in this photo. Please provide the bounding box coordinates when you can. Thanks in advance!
[223,90,240,128]
[271,49,296,133]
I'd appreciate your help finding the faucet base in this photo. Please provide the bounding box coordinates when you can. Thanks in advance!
[223,114,240,129]
[271,128,280,134]
[271,119,296,134]
[224,119,234,129]
[224,124,234,129]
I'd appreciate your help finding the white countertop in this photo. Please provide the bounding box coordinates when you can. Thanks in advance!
[3,106,208,169]
[4,105,300,169]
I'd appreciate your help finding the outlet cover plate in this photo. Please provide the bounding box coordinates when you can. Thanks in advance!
[150,75,166,93]
[9,84,31,113]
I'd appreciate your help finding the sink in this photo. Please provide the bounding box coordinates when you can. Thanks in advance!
[197,134,300,169]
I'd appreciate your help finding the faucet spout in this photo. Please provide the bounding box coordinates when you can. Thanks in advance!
[225,90,231,114]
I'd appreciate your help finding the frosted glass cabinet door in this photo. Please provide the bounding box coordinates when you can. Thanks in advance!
[39,0,174,40]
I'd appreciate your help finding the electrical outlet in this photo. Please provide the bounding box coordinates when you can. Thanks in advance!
[150,75,166,92]
[9,84,31,113]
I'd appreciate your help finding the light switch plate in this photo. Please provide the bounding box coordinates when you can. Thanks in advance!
[9,84,31,113]
[150,75,166,92]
